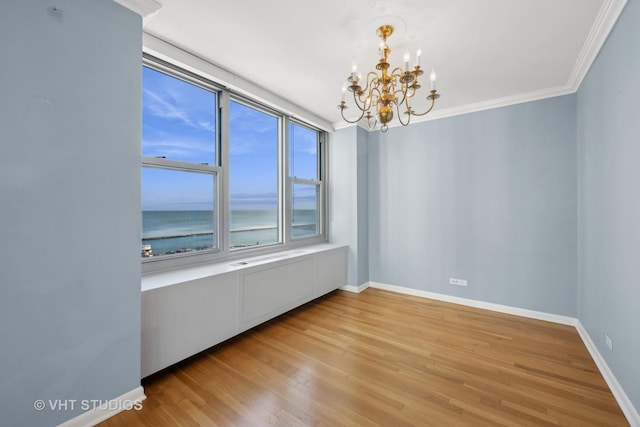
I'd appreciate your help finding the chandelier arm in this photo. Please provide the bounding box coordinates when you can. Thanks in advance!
[363,88,382,110]
[352,85,382,113]
[354,91,369,107]
[391,67,416,105]
[393,84,409,107]
[350,89,368,112]
[407,95,437,117]
[356,72,380,98]
[340,103,366,123]
[405,84,418,99]
[363,80,383,104]
[396,101,411,127]
[390,67,405,78]
[353,88,371,109]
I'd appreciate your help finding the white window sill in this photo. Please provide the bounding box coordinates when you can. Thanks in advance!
[141,243,344,292]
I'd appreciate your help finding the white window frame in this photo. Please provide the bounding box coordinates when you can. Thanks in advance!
[287,119,325,241]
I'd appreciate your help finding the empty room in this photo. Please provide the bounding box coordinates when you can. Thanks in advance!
[1,0,639,426]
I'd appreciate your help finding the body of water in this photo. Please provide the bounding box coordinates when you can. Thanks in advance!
[142,210,317,257]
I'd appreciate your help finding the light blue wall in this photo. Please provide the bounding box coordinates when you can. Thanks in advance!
[329,127,357,285]
[0,1,142,426]
[356,127,370,285]
[329,127,369,286]
[368,95,578,316]
[577,0,640,411]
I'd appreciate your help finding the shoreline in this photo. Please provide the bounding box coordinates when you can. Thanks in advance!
[143,223,316,241]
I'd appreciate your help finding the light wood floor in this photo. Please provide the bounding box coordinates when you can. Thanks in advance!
[100,288,628,426]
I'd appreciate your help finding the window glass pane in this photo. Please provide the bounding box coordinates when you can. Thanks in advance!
[292,183,319,238]
[142,66,216,165]
[289,122,318,180]
[229,101,279,248]
[142,167,215,257]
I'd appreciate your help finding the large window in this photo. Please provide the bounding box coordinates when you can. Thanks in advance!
[142,58,326,267]
[141,65,219,259]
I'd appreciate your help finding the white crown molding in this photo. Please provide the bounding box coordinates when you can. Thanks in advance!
[57,386,146,427]
[393,85,578,129]
[332,121,357,132]
[567,0,629,91]
[113,0,162,17]
[331,85,575,132]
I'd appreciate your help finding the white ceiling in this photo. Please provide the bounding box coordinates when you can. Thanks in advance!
[138,0,626,130]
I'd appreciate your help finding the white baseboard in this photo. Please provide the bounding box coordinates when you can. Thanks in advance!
[576,321,640,427]
[339,282,370,293]
[57,386,146,427]
[367,281,577,326]
[361,281,639,426]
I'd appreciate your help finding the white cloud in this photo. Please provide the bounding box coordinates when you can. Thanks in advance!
[143,88,214,133]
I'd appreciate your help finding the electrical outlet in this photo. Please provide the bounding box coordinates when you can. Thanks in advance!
[449,278,468,287]
[605,334,613,351]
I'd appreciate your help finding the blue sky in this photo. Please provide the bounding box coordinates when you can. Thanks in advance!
[142,66,318,212]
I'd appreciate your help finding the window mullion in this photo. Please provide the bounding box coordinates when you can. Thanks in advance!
[282,116,291,244]
[315,133,325,237]
[219,90,231,254]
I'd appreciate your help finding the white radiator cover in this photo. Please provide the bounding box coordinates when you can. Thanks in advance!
[141,245,347,377]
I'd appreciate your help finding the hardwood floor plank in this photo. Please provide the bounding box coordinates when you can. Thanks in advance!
[99,288,628,426]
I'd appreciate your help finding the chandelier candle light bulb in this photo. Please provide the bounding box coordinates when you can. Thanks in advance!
[338,24,441,131]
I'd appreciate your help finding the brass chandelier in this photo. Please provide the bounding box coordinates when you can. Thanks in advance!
[338,24,441,132]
